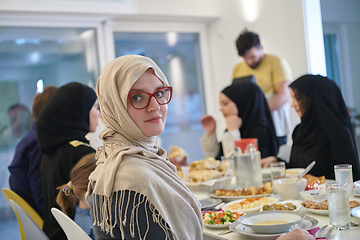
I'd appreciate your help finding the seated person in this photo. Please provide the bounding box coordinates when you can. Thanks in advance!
[56,153,97,240]
[261,75,360,180]
[200,81,279,159]
[8,86,57,217]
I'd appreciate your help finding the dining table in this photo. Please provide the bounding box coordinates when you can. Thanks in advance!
[202,195,360,240]
[200,170,360,240]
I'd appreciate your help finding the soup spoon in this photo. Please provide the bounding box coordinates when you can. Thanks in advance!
[295,161,316,183]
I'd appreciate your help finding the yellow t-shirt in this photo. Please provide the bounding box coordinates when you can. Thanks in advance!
[232,54,292,95]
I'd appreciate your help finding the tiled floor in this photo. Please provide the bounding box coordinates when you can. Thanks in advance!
[0,214,21,240]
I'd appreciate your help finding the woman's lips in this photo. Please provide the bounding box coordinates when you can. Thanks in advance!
[145,116,161,122]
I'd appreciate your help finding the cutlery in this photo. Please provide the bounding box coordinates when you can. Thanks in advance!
[315,224,333,238]
[218,229,232,235]
[296,161,316,182]
[214,202,225,210]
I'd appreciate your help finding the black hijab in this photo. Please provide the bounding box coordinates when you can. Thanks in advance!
[221,81,279,157]
[289,74,360,180]
[36,82,97,154]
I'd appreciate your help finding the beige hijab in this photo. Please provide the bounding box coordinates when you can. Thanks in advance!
[88,55,203,240]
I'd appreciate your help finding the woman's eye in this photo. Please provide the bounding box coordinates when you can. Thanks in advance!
[131,93,143,102]
[155,90,164,99]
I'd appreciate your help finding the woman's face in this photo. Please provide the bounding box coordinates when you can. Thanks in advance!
[290,88,303,118]
[89,99,101,132]
[127,69,168,137]
[219,93,238,117]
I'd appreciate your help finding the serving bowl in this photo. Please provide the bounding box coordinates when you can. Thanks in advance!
[299,189,327,201]
[236,211,305,234]
[273,177,307,200]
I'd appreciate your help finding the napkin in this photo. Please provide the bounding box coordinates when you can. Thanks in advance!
[308,227,327,239]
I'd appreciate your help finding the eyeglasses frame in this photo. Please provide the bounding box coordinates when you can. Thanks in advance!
[127,86,173,110]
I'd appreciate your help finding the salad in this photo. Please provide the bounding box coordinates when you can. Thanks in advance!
[202,211,244,225]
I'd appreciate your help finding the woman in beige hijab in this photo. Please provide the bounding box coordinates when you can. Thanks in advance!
[87,55,203,240]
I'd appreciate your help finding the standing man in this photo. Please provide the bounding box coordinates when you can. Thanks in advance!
[232,30,292,146]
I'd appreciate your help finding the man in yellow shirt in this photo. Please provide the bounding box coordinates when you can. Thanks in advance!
[232,30,292,146]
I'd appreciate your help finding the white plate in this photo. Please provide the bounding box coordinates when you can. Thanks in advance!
[222,197,278,213]
[210,193,273,202]
[260,200,302,212]
[303,207,328,215]
[229,216,318,240]
[199,198,222,210]
[193,192,210,201]
[354,187,360,197]
[204,222,232,229]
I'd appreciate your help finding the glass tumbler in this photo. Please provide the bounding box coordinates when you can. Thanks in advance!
[334,164,354,198]
[326,181,351,230]
[270,162,286,182]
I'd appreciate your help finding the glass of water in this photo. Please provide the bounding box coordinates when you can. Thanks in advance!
[326,182,351,230]
[334,164,354,198]
[270,162,286,182]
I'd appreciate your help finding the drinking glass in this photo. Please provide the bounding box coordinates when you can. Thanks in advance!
[335,164,354,198]
[270,162,286,182]
[326,182,351,230]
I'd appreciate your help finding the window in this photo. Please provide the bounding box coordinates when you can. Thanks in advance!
[0,26,100,214]
[113,31,206,161]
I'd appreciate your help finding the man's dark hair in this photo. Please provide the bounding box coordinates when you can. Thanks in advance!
[235,29,261,56]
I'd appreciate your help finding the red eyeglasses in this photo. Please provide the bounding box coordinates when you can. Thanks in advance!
[127,86,173,109]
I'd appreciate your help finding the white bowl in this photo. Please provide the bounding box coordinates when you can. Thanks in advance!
[285,168,305,178]
[237,211,305,234]
[299,189,327,201]
[273,177,307,200]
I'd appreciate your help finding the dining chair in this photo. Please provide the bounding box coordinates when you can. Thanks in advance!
[51,207,92,240]
[9,200,49,240]
[2,188,44,240]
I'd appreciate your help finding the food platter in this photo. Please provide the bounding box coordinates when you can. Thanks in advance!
[259,200,302,212]
[210,193,273,202]
[221,197,278,213]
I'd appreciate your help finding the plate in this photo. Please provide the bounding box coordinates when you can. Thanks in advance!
[260,200,302,212]
[204,222,232,229]
[229,216,318,240]
[302,207,328,215]
[199,198,222,210]
[222,197,278,213]
[351,206,360,218]
[354,187,360,197]
[210,193,273,202]
[193,192,210,201]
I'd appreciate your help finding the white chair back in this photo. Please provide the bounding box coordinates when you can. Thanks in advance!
[9,200,49,240]
[51,207,92,240]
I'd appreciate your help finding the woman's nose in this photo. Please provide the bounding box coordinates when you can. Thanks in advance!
[147,96,160,111]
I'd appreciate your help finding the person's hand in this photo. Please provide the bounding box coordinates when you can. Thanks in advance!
[261,156,277,168]
[225,115,242,131]
[276,229,315,240]
[200,115,216,136]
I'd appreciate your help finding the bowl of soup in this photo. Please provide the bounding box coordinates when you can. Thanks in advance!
[236,211,305,234]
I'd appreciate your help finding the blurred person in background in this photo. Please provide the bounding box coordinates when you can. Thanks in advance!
[200,81,279,160]
[8,86,57,217]
[7,103,33,142]
[37,82,100,240]
[261,75,360,180]
[233,29,292,146]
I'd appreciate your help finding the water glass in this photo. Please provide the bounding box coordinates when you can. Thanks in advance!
[334,164,354,198]
[270,162,286,182]
[326,182,351,230]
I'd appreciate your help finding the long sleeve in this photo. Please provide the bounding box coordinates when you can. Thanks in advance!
[199,133,220,158]
[221,130,241,159]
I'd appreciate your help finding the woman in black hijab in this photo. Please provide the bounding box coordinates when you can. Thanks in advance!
[287,74,360,180]
[37,82,101,240]
[200,81,279,159]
